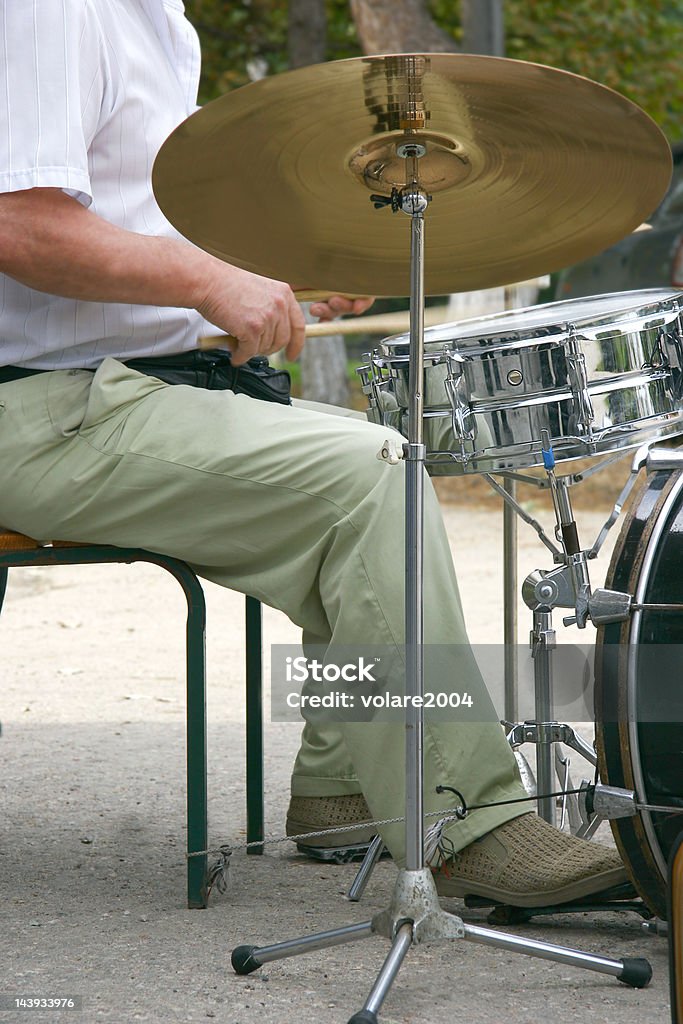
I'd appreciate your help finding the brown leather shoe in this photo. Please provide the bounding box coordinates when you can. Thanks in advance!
[433,813,628,907]
[286,794,377,849]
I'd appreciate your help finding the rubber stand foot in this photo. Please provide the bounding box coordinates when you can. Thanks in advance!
[231,945,262,975]
[617,957,652,988]
[347,1012,378,1024]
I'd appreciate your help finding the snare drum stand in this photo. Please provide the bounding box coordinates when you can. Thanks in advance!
[490,441,647,837]
[230,152,651,1022]
[501,435,600,832]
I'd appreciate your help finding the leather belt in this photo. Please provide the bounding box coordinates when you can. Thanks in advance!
[0,365,51,383]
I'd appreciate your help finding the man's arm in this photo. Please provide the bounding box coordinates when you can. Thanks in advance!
[0,188,370,365]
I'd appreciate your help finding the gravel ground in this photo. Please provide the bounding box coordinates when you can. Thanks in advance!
[0,488,672,1024]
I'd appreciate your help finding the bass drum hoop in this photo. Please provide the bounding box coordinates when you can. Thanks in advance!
[595,467,683,919]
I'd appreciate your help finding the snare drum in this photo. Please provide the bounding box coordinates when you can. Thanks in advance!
[359,289,683,474]
[595,467,683,919]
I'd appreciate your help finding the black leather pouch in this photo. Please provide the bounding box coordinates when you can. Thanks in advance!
[124,348,291,404]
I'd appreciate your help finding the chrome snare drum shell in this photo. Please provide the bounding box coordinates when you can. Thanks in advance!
[367,289,683,475]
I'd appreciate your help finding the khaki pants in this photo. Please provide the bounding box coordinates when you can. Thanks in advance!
[0,358,525,860]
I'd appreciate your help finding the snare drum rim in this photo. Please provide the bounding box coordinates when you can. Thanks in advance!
[375,288,683,363]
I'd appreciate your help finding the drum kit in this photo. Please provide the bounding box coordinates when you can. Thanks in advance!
[356,286,683,919]
[153,50,682,1022]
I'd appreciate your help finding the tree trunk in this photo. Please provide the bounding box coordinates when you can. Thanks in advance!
[300,333,350,408]
[288,0,349,405]
[349,0,459,54]
[461,0,505,56]
[288,0,326,67]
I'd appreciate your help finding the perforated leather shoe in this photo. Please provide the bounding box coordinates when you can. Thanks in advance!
[433,813,628,907]
[286,794,377,849]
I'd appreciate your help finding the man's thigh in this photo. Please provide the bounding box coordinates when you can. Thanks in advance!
[0,357,400,565]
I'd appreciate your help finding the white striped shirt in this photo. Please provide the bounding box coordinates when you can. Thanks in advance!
[0,0,214,368]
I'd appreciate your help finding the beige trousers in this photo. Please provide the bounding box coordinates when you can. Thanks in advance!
[0,359,526,859]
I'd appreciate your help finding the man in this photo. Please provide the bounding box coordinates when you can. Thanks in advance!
[0,0,627,907]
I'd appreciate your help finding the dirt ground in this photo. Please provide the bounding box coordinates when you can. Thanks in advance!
[0,465,673,1024]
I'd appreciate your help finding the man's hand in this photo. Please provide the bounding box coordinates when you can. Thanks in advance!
[309,296,374,321]
[196,264,306,366]
[198,270,374,365]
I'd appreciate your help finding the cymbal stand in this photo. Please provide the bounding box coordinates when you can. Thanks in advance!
[230,153,652,1022]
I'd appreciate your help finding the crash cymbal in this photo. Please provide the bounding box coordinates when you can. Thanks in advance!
[153,53,671,296]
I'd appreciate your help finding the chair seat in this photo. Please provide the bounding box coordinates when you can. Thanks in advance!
[0,528,85,551]
[0,528,42,551]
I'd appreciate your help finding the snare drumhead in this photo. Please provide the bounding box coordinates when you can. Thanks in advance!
[378,288,682,359]
[595,468,683,919]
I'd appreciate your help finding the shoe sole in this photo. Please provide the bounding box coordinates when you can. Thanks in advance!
[434,865,630,908]
[295,842,389,864]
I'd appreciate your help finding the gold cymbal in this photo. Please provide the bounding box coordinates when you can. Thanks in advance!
[153,54,672,296]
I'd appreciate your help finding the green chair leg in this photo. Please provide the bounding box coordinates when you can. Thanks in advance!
[245,596,264,854]
[138,553,209,908]
[0,545,217,908]
[179,566,209,909]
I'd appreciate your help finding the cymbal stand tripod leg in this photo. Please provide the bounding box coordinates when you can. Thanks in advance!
[230,172,652,1021]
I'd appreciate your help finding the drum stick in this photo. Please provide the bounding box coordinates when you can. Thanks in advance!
[199,290,368,351]
[199,305,451,350]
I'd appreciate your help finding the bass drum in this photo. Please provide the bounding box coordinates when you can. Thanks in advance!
[595,467,683,919]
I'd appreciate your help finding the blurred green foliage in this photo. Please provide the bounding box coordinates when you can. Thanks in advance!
[192,0,683,141]
[499,0,683,141]
[192,0,357,96]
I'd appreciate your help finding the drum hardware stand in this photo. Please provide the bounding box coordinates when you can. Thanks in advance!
[503,476,519,722]
[346,442,683,904]
[504,441,631,832]
[478,440,674,834]
[230,148,653,1021]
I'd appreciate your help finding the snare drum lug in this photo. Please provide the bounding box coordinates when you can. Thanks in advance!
[566,347,595,432]
[651,327,672,370]
[444,354,476,444]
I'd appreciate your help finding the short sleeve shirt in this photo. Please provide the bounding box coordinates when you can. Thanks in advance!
[0,0,213,368]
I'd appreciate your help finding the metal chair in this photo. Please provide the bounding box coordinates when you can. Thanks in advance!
[0,528,264,909]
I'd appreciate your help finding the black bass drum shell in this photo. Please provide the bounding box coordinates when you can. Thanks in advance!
[595,468,683,920]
